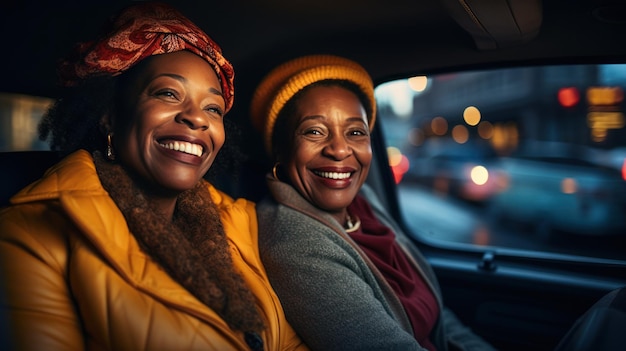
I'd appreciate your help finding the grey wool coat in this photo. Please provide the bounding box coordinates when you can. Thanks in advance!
[257,175,497,351]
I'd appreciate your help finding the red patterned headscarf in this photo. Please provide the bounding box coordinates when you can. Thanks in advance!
[58,2,235,112]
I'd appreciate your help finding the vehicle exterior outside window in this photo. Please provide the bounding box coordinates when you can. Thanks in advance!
[403,137,505,203]
[376,63,626,261]
[488,140,626,238]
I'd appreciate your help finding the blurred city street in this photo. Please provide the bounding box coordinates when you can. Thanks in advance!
[396,184,624,260]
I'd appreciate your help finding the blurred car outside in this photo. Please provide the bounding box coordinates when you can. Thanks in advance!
[403,137,506,203]
[487,141,626,237]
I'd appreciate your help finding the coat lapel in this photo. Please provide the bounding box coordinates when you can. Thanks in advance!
[12,150,232,328]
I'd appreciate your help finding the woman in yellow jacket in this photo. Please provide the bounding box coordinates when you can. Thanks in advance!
[0,3,306,351]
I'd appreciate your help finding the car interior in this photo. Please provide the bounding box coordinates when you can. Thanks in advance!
[2,0,626,350]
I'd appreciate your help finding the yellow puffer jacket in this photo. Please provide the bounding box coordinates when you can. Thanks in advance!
[0,150,307,351]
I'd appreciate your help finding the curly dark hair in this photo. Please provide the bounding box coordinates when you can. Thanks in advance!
[38,64,245,182]
[38,76,113,157]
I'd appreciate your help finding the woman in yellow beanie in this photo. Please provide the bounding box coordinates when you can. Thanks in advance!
[250,54,496,351]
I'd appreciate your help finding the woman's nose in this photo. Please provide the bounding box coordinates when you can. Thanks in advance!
[175,104,209,131]
[323,135,352,160]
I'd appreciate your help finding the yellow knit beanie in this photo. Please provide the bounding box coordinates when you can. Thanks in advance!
[250,55,376,154]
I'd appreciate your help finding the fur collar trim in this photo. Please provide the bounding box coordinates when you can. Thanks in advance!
[93,152,265,335]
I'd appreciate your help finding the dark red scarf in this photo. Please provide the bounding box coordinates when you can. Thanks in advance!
[347,195,439,351]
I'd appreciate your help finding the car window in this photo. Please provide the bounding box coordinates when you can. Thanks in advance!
[0,93,53,152]
[376,63,626,262]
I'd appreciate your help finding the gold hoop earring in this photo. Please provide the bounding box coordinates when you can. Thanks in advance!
[106,132,115,161]
[272,162,280,180]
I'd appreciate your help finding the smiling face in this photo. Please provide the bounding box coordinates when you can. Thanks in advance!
[282,84,372,222]
[111,50,226,197]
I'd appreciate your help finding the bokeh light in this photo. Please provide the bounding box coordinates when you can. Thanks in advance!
[470,166,489,185]
[463,106,481,126]
[431,116,448,136]
[452,125,469,143]
[558,87,580,108]
[387,146,410,184]
[561,178,578,194]
[408,76,428,92]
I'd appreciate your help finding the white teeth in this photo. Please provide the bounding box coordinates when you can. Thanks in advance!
[159,141,203,157]
[314,171,351,179]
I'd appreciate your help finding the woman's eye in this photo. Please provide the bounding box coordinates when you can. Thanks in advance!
[155,89,178,100]
[349,129,368,136]
[206,105,224,117]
